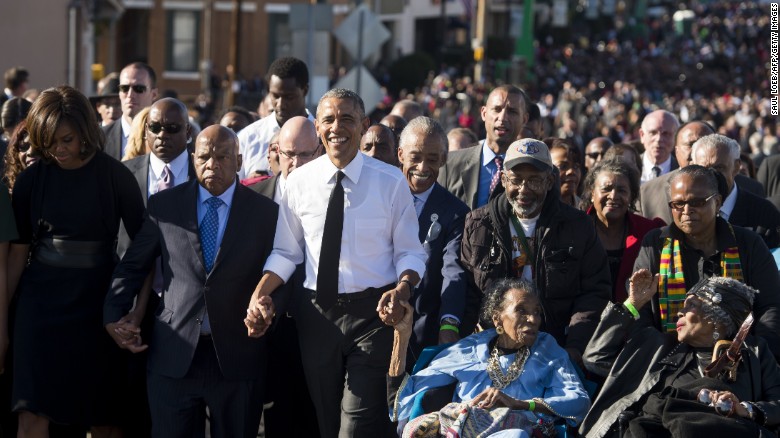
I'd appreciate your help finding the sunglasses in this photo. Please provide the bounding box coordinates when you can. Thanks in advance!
[668,193,718,211]
[147,122,183,135]
[119,84,148,94]
[15,141,31,153]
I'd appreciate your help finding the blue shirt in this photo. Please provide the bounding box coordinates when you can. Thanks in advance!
[477,140,503,208]
[196,180,237,333]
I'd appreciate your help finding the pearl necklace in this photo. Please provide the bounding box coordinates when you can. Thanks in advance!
[487,345,530,390]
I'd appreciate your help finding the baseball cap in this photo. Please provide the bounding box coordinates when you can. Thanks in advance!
[504,138,553,172]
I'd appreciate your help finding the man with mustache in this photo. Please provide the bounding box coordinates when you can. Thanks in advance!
[438,85,529,209]
[397,116,469,357]
[460,138,611,364]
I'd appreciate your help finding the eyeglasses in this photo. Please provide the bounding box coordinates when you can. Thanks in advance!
[668,193,718,211]
[504,177,546,191]
[119,84,148,94]
[278,145,320,160]
[14,141,31,153]
[147,122,183,135]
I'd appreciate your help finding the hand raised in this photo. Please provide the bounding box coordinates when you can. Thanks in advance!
[628,269,660,310]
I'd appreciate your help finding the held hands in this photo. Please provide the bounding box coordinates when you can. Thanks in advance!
[245,294,275,338]
[105,314,148,353]
[628,269,660,311]
[377,283,411,326]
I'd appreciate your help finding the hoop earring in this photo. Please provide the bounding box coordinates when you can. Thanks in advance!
[496,326,504,335]
[713,330,720,341]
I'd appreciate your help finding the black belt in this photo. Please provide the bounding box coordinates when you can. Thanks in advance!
[33,237,115,269]
[334,283,395,305]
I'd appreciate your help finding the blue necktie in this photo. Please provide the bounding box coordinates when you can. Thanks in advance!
[200,197,223,272]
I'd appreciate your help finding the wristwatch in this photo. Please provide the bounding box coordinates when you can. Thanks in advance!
[740,401,756,421]
[440,317,460,327]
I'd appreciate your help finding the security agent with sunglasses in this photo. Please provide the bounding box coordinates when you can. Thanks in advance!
[633,165,780,361]
[461,138,612,366]
[103,62,159,161]
[113,97,195,437]
[250,116,321,203]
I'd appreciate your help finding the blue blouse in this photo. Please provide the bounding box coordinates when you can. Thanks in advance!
[391,329,591,427]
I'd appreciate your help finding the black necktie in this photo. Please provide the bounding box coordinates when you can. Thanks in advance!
[652,166,661,178]
[316,171,345,310]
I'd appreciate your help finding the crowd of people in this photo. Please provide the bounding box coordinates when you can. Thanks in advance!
[0,3,779,435]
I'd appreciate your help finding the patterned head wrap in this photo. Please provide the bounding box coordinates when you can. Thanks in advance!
[687,277,757,337]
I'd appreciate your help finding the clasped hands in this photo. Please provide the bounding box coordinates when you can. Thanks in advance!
[377,283,411,328]
[245,294,275,338]
[106,312,147,353]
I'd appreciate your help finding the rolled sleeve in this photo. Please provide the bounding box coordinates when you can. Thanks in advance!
[262,189,305,283]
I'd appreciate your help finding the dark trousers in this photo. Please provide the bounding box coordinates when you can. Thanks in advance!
[297,287,395,438]
[146,336,264,438]
[263,315,320,438]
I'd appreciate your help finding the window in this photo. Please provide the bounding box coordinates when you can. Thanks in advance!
[167,10,200,72]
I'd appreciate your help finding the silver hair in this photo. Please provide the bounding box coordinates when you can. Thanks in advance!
[316,88,365,120]
[480,278,539,324]
[398,116,448,158]
[691,133,741,161]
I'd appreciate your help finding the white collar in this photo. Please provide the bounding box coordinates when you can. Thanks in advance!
[322,151,363,185]
[149,149,189,178]
[121,115,133,138]
[720,183,739,220]
[197,178,237,208]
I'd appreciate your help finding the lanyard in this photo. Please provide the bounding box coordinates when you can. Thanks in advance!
[509,214,535,278]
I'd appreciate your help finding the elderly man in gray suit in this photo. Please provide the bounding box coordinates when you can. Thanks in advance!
[104,125,278,438]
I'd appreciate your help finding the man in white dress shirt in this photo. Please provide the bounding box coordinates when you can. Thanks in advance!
[639,109,680,184]
[245,88,427,437]
[237,57,314,178]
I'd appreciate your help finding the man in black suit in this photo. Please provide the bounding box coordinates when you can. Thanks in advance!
[397,117,469,362]
[638,110,680,184]
[251,116,320,202]
[103,62,159,161]
[691,133,780,248]
[437,85,529,209]
[104,125,278,437]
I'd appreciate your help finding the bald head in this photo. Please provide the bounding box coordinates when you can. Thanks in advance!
[193,125,241,196]
[390,99,423,121]
[640,110,679,165]
[147,97,191,162]
[278,116,320,178]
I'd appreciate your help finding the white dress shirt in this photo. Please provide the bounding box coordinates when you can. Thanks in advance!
[264,153,427,293]
[720,183,739,221]
[640,154,672,184]
[196,180,237,334]
[237,109,315,179]
[147,150,190,197]
[273,174,287,205]
[120,116,132,159]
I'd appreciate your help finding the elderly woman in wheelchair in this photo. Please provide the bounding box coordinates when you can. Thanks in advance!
[580,271,780,438]
[387,278,590,438]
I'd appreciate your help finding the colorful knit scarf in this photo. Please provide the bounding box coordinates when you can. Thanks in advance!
[657,237,744,332]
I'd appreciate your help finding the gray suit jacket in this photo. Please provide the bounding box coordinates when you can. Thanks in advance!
[105,179,279,380]
[437,143,482,210]
[102,120,124,161]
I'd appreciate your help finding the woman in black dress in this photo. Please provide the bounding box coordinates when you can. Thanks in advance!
[6,86,144,437]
